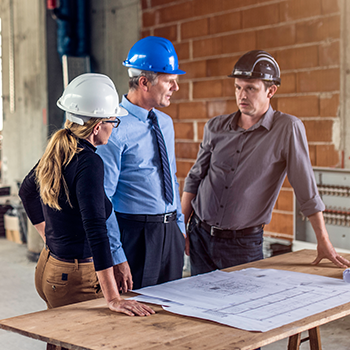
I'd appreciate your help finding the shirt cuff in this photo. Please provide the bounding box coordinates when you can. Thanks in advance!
[111,245,127,266]
[300,195,326,217]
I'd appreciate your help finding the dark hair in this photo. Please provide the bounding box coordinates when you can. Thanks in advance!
[262,80,276,90]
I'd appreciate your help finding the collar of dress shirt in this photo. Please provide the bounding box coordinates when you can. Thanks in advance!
[121,94,154,123]
[231,105,274,132]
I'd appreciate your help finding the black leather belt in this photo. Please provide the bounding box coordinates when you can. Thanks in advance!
[193,213,264,239]
[49,252,93,264]
[116,211,177,223]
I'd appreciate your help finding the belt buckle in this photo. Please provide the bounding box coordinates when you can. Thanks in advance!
[164,212,173,223]
[210,226,223,236]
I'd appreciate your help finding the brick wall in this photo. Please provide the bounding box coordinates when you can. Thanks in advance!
[141,0,341,240]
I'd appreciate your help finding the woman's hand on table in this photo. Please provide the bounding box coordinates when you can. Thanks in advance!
[108,298,155,316]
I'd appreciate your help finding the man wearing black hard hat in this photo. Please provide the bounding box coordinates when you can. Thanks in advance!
[182,50,350,276]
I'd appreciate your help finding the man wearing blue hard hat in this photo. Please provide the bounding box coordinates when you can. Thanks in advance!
[97,36,186,290]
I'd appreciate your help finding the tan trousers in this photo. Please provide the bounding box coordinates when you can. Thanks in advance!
[35,248,103,349]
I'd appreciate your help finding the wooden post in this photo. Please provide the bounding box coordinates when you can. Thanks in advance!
[308,327,322,350]
[288,333,301,350]
[287,327,322,350]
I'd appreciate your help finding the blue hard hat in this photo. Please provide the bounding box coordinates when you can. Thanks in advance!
[123,36,186,75]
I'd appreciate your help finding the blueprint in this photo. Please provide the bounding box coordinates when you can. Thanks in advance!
[130,268,350,332]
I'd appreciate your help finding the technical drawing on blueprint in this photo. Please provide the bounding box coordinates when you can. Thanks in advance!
[131,268,350,332]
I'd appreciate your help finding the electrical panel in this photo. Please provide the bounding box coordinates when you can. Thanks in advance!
[295,167,350,251]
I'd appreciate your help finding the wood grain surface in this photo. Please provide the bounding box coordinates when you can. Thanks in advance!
[1,249,350,350]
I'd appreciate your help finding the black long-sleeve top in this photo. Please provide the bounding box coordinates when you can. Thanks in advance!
[19,139,114,271]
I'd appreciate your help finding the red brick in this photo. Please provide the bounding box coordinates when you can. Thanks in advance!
[192,0,224,16]
[265,212,294,236]
[320,94,339,117]
[151,0,178,7]
[157,2,194,24]
[276,46,319,71]
[176,160,195,178]
[303,120,333,142]
[141,29,151,38]
[207,100,237,118]
[321,0,340,14]
[257,24,296,48]
[277,73,296,94]
[275,189,294,212]
[206,56,239,77]
[180,60,207,79]
[174,42,190,60]
[182,18,209,40]
[270,98,278,111]
[162,103,178,119]
[296,15,341,44]
[315,144,340,167]
[209,12,241,35]
[154,24,178,42]
[172,82,189,101]
[297,68,340,93]
[283,176,292,189]
[198,121,207,140]
[280,0,322,21]
[143,10,156,28]
[222,0,268,11]
[193,37,223,58]
[277,96,319,117]
[309,145,316,165]
[178,102,207,119]
[142,0,149,10]
[193,80,223,99]
[319,41,340,66]
[174,122,194,140]
[178,178,185,196]
[242,3,280,29]
[221,31,256,54]
[222,79,236,97]
[175,141,201,159]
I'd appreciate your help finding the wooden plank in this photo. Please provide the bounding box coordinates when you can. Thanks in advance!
[0,250,349,350]
[309,327,322,350]
[288,332,301,350]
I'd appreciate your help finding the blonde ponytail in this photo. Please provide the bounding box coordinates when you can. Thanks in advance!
[35,118,106,210]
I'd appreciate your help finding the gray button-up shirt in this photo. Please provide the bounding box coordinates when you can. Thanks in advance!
[183,106,325,230]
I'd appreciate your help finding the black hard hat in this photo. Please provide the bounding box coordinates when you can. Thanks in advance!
[228,50,281,86]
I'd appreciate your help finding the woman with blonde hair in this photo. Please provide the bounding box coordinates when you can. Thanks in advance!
[19,74,154,325]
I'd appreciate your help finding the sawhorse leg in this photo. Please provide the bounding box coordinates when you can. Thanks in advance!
[288,327,322,350]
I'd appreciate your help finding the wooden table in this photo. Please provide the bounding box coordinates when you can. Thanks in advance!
[1,249,350,350]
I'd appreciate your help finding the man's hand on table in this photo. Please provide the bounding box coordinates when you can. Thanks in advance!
[312,236,350,268]
[114,261,133,293]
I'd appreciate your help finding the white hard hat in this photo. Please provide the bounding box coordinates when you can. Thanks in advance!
[57,73,127,125]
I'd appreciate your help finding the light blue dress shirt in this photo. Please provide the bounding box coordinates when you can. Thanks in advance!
[97,95,185,265]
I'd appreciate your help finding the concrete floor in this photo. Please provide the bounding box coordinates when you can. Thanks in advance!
[0,237,350,350]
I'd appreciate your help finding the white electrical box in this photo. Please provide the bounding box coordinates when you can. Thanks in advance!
[294,167,350,253]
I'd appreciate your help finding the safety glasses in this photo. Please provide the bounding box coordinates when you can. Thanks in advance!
[102,118,121,128]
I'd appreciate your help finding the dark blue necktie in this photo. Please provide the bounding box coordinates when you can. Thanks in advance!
[148,110,174,204]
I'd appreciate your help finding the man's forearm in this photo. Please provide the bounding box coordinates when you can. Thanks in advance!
[181,191,196,225]
[308,211,350,267]
[308,211,328,241]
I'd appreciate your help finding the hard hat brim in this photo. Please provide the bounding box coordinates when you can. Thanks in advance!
[57,99,129,118]
[123,62,186,75]
[117,106,128,116]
